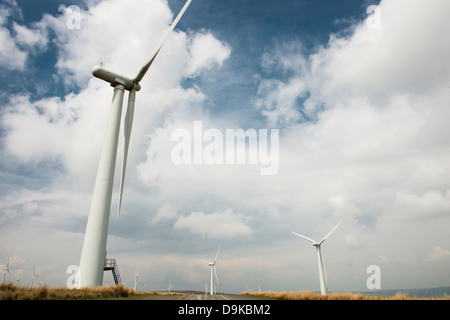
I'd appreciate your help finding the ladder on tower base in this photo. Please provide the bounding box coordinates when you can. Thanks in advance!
[104,258,122,286]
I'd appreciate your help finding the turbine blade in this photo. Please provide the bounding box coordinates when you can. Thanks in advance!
[214,246,220,263]
[319,221,342,245]
[134,0,192,83]
[117,90,136,220]
[213,266,219,286]
[291,232,316,244]
[319,246,327,284]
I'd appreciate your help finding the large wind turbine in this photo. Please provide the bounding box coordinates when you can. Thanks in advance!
[291,221,342,295]
[78,0,192,288]
[207,246,220,295]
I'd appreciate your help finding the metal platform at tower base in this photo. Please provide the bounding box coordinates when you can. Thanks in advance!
[104,258,122,285]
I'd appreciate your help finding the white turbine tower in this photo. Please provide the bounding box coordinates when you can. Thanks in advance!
[30,267,39,289]
[291,221,342,295]
[78,0,192,288]
[207,246,220,295]
[2,258,10,284]
[133,274,138,292]
[168,280,173,293]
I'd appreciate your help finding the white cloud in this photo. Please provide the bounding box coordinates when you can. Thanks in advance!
[257,0,450,125]
[13,22,48,52]
[394,190,450,219]
[186,32,232,77]
[0,0,49,70]
[152,203,178,223]
[174,209,252,239]
[425,247,450,262]
[0,10,26,70]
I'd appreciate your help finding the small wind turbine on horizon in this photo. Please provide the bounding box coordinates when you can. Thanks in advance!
[291,221,342,295]
[133,274,139,292]
[206,246,220,295]
[78,0,192,288]
[168,280,173,293]
[30,267,39,289]
[245,285,254,293]
[2,258,10,284]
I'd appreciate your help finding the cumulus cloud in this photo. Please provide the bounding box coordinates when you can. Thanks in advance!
[425,247,450,262]
[152,203,178,223]
[0,1,27,70]
[174,209,252,239]
[13,22,48,52]
[186,32,232,77]
[394,190,450,219]
[256,0,450,126]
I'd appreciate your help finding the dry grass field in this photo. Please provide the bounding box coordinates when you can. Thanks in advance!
[0,282,184,300]
[241,291,450,300]
[0,282,134,300]
[2,283,449,300]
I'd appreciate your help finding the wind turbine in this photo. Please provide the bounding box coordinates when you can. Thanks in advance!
[2,258,10,284]
[133,274,138,292]
[207,246,220,295]
[30,267,39,289]
[291,221,342,295]
[204,282,208,295]
[245,285,254,293]
[168,280,173,293]
[78,0,192,288]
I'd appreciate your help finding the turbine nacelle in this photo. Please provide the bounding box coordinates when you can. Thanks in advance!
[92,66,141,92]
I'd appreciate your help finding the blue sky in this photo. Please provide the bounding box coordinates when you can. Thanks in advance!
[1,0,450,294]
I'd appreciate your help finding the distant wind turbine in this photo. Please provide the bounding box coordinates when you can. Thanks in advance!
[245,285,254,293]
[133,274,139,292]
[2,258,10,284]
[207,246,220,295]
[78,0,192,288]
[291,221,342,295]
[30,267,39,289]
[168,280,173,293]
